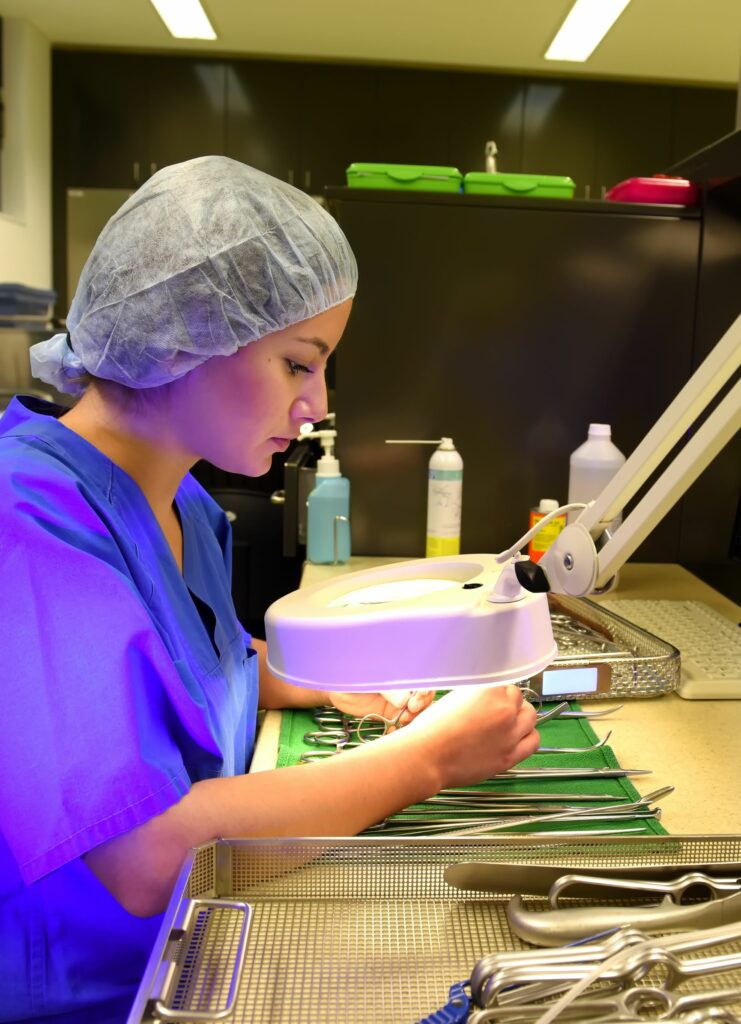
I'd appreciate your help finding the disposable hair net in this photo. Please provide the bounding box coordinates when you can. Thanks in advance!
[30,156,358,393]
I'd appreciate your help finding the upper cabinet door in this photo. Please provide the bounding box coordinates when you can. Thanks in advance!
[594,82,673,196]
[522,79,598,197]
[225,61,303,184]
[671,87,737,166]
[373,68,456,167]
[299,64,380,195]
[53,51,148,188]
[448,73,526,175]
[143,56,227,173]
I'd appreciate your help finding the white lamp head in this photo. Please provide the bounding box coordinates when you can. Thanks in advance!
[265,554,557,691]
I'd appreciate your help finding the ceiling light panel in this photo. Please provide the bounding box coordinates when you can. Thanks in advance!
[149,0,217,40]
[545,0,631,62]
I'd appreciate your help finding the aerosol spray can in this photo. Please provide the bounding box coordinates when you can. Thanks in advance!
[386,437,463,557]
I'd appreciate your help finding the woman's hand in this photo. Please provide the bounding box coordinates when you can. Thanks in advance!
[328,689,435,727]
[401,684,540,788]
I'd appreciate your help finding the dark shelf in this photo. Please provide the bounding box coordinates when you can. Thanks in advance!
[325,186,701,219]
[668,128,741,184]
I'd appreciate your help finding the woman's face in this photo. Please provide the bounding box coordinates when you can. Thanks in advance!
[171,299,353,476]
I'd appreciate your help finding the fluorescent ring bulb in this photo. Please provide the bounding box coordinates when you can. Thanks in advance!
[545,0,631,62]
[149,0,217,40]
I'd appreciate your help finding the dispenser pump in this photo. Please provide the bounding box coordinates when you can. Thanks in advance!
[315,430,340,478]
[299,419,341,478]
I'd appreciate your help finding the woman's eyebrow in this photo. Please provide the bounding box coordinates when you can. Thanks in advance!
[295,336,329,356]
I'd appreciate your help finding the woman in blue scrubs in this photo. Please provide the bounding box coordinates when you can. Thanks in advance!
[0,157,540,1022]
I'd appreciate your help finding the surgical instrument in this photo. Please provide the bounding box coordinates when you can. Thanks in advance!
[369,787,670,838]
[491,766,650,780]
[549,872,741,908]
[553,704,623,719]
[471,922,741,1016]
[507,888,741,946]
[445,861,741,897]
[536,731,612,754]
[535,701,571,724]
[436,789,631,802]
[354,691,420,742]
[468,984,741,1022]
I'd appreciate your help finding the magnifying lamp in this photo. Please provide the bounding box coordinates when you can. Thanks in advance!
[265,314,740,692]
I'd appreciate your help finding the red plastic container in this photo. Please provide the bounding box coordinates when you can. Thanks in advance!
[605,176,700,206]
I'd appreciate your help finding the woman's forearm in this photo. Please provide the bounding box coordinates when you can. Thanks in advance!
[84,725,440,916]
[84,686,539,917]
[253,637,331,709]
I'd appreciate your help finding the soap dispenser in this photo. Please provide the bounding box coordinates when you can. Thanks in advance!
[305,427,351,564]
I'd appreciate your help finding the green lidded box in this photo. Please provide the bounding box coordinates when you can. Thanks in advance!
[346,162,463,193]
[463,172,576,199]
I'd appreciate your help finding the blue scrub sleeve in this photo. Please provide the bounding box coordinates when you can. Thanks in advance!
[0,469,192,885]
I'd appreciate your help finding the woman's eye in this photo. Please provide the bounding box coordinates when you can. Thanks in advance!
[286,359,311,376]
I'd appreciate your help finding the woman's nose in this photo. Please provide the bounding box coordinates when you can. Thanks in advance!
[292,374,328,424]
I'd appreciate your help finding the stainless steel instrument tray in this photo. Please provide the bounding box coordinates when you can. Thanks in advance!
[544,594,680,698]
[128,834,741,1023]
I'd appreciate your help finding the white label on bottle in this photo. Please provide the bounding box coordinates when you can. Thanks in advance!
[427,474,463,537]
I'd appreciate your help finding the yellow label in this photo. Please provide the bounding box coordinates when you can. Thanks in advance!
[530,514,566,555]
[426,535,461,557]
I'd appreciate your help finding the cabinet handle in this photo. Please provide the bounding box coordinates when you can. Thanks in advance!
[133,161,141,184]
[304,169,311,191]
[150,162,158,176]
[287,168,295,186]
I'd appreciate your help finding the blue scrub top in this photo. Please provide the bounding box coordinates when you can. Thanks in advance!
[0,396,260,1022]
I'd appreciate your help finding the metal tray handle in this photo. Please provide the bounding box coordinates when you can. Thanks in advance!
[152,898,251,1022]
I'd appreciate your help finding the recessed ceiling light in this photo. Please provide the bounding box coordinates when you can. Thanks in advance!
[545,0,631,62]
[149,0,217,40]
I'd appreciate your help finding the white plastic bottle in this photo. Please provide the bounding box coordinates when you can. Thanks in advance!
[426,438,463,557]
[567,423,626,536]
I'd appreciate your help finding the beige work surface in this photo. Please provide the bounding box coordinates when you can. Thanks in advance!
[258,559,741,835]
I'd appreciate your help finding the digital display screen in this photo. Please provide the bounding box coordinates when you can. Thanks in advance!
[542,666,599,696]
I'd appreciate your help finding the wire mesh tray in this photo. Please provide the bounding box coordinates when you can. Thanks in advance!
[543,594,680,699]
[129,834,741,1023]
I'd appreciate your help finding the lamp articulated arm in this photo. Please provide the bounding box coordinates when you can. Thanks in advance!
[524,313,741,598]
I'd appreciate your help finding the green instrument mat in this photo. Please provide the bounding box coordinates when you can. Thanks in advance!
[276,702,667,836]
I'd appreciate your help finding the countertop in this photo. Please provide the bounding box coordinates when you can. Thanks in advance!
[253,560,741,835]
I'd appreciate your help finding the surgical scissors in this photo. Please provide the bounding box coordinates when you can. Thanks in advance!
[355,692,419,742]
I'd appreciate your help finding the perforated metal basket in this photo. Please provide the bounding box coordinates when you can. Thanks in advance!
[128,834,741,1023]
[544,595,680,699]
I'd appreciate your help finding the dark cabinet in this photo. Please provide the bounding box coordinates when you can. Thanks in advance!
[298,64,379,192]
[143,56,226,173]
[448,72,526,174]
[593,83,673,196]
[522,79,598,196]
[224,61,379,194]
[52,51,226,189]
[373,68,456,166]
[53,51,148,188]
[671,87,737,165]
[225,60,303,183]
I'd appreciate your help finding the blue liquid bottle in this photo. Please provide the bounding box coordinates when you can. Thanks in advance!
[306,432,351,565]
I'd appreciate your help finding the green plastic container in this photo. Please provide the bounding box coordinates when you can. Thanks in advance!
[463,172,576,199]
[346,162,463,193]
